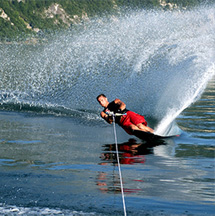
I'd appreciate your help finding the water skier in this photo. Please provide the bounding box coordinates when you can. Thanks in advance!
[97,94,154,135]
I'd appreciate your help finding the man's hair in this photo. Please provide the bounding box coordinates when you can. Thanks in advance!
[96,94,106,101]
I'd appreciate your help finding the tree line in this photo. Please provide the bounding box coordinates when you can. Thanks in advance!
[0,0,213,41]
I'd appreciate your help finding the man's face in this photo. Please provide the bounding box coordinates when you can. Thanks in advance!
[97,96,109,108]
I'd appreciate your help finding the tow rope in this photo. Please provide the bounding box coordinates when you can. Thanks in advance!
[112,113,127,216]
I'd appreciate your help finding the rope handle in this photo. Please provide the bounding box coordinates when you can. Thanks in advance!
[106,111,127,117]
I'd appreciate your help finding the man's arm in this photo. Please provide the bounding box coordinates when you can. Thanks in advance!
[100,111,113,124]
[114,98,126,112]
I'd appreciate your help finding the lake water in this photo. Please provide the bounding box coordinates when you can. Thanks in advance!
[0,5,215,216]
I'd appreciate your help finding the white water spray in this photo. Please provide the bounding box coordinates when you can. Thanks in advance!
[0,6,215,134]
[155,64,215,136]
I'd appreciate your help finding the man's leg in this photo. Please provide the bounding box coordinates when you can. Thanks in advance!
[128,123,154,134]
[126,111,154,134]
[129,124,141,131]
[136,123,154,133]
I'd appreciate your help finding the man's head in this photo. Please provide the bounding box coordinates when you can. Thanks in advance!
[97,94,109,108]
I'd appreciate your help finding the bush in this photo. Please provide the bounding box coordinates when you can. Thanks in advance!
[0,0,212,41]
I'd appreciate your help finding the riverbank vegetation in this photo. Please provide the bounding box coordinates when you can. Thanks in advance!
[0,0,213,41]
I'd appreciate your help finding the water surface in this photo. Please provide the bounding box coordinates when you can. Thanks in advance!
[0,5,215,216]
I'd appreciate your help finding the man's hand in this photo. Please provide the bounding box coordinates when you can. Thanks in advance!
[100,111,113,124]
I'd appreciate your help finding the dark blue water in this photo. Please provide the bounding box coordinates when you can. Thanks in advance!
[0,78,214,215]
[0,5,215,216]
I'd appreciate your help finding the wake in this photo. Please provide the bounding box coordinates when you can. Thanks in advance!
[1,6,215,136]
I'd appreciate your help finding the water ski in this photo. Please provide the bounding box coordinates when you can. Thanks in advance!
[132,130,174,141]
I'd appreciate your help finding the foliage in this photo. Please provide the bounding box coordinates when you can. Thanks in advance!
[0,0,213,41]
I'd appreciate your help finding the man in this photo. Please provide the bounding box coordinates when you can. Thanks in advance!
[97,94,154,135]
